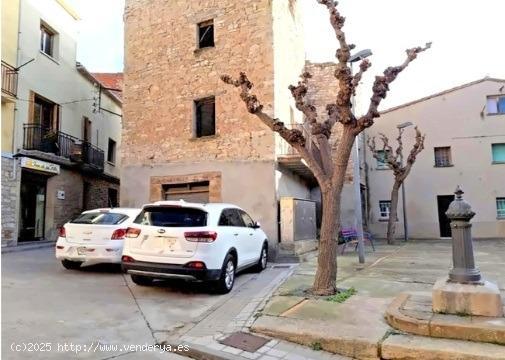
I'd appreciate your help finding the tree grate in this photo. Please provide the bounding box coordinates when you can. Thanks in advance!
[219,332,269,352]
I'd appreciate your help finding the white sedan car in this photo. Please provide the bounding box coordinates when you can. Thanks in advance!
[56,208,141,269]
[121,201,269,293]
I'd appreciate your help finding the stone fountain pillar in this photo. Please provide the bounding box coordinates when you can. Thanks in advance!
[432,186,503,317]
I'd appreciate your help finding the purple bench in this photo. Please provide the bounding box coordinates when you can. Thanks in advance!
[338,227,376,254]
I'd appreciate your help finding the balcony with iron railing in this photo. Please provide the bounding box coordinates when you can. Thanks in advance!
[1,61,18,98]
[22,124,104,171]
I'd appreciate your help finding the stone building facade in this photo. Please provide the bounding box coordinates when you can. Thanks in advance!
[1,159,20,246]
[122,0,357,255]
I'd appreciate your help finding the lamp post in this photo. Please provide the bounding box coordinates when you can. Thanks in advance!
[349,49,372,264]
[396,121,413,241]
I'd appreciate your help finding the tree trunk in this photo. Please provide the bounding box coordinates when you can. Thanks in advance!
[312,130,355,295]
[387,180,401,245]
[312,186,339,295]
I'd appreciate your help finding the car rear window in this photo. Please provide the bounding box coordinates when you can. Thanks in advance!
[135,206,207,227]
[71,212,128,225]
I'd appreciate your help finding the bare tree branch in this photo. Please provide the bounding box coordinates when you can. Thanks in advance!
[403,126,425,180]
[351,59,372,95]
[221,72,329,184]
[318,0,355,125]
[356,43,431,133]
[288,72,333,174]
[289,72,318,126]
[367,126,426,180]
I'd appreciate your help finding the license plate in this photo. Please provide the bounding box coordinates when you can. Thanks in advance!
[77,247,87,255]
[165,238,176,248]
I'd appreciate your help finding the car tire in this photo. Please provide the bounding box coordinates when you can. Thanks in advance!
[253,244,268,273]
[130,274,154,286]
[61,260,82,270]
[214,254,236,294]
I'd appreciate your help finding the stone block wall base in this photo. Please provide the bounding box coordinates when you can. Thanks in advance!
[432,277,503,317]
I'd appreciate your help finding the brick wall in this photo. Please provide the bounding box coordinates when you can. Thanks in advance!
[304,61,354,182]
[123,0,276,167]
[1,157,19,246]
[83,176,120,210]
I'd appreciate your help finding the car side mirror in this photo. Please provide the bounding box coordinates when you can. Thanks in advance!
[252,221,261,229]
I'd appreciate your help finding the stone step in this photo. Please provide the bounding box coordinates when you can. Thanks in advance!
[252,312,505,360]
[279,242,295,252]
[382,333,505,360]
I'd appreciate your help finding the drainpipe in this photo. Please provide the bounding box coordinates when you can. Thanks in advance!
[10,0,23,181]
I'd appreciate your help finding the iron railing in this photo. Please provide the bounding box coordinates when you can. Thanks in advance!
[1,61,18,98]
[277,123,312,156]
[23,124,104,170]
[82,141,105,169]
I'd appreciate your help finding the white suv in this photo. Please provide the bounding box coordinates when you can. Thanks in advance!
[121,201,269,293]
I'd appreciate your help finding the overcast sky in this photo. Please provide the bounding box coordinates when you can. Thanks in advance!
[69,0,505,112]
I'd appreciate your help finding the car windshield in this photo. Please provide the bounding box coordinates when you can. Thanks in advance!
[71,212,128,225]
[135,206,207,227]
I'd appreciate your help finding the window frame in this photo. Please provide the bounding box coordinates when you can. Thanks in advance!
[108,188,118,208]
[40,22,57,58]
[379,200,391,219]
[491,143,505,164]
[434,146,452,167]
[32,92,59,131]
[486,95,505,115]
[497,198,505,219]
[375,150,390,170]
[197,19,215,49]
[107,138,117,164]
[194,96,216,138]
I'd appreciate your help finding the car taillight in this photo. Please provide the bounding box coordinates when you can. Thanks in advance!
[122,255,135,263]
[125,227,141,238]
[184,231,217,243]
[111,228,127,240]
[185,261,206,269]
[58,226,66,238]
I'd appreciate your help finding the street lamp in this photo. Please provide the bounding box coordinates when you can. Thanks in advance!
[349,49,372,264]
[397,121,413,241]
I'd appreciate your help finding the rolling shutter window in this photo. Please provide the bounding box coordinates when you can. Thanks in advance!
[163,181,210,203]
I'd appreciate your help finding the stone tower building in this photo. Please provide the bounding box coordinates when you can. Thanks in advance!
[122,0,354,255]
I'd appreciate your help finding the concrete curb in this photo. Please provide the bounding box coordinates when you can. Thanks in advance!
[2,241,55,254]
[251,314,381,360]
[385,292,505,345]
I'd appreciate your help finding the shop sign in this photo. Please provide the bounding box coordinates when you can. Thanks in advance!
[20,157,60,175]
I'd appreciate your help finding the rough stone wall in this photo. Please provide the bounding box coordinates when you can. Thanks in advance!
[304,61,354,182]
[1,157,20,246]
[122,0,276,167]
[83,176,120,210]
[45,169,84,240]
